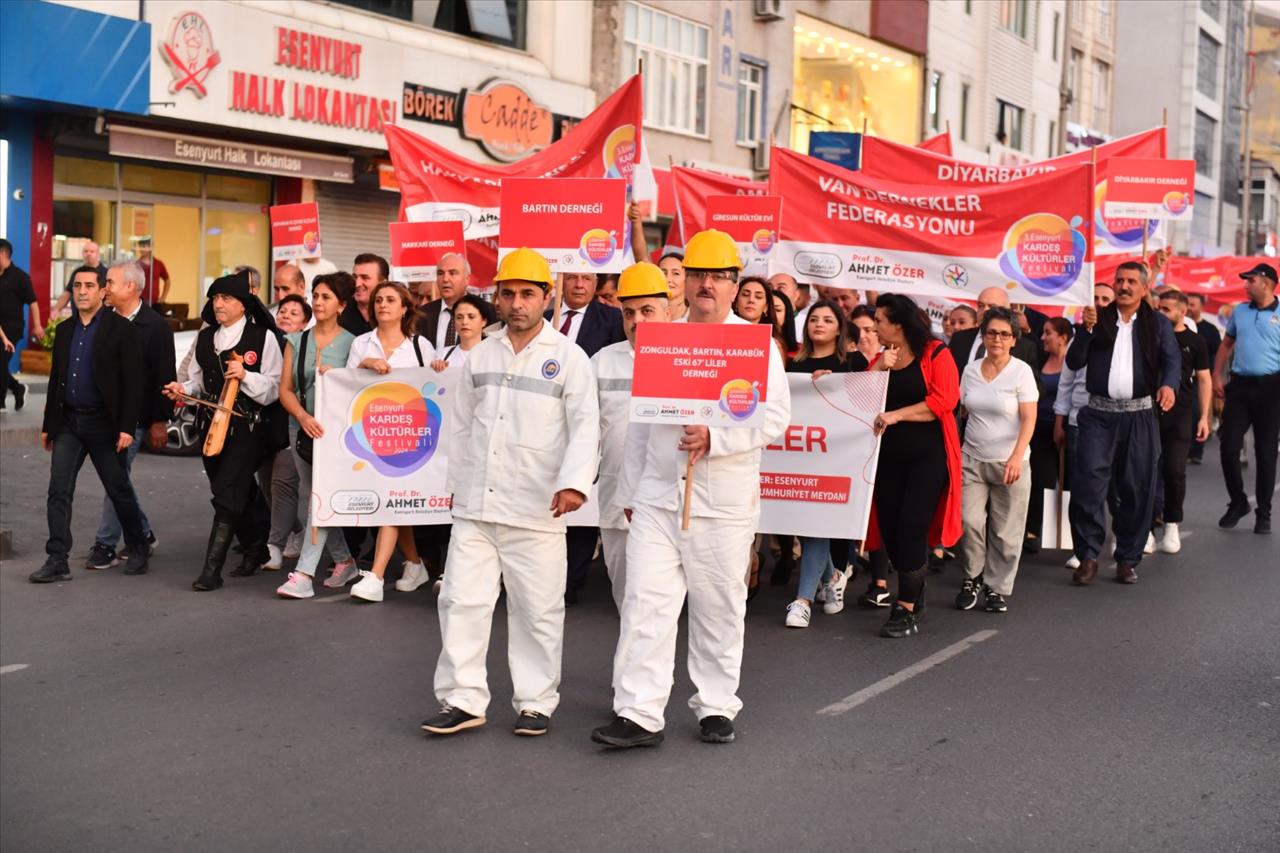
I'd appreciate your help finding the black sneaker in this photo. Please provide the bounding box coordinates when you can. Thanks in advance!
[699,715,735,744]
[1219,501,1252,528]
[117,531,158,562]
[85,543,117,570]
[879,603,919,638]
[123,549,149,576]
[29,560,71,583]
[513,710,549,737]
[1256,515,1272,535]
[983,588,1008,613]
[857,583,891,608]
[955,576,982,610]
[14,382,28,410]
[421,705,485,735]
[928,550,945,573]
[590,715,664,748]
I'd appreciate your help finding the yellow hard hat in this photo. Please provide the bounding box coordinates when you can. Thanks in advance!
[616,261,670,300]
[495,247,553,287]
[683,229,742,270]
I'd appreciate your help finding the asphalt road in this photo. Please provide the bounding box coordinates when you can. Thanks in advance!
[1,436,1276,852]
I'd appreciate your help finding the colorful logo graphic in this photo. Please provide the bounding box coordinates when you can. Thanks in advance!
[579,229,618,267]
[751,229,776,254]
[942,263,969,290]
[160,12,219,98]
[1162,191,1190,217]
[1093,179,1158,251]
[719,379,761,422]
[343,380,446,477]
[541,359,561,379]
[603,125,637,185]
[996,213,1087,298]
[303,230,320,253]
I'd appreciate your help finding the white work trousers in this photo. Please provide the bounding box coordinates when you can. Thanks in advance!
[612,504,755,732]
[434,518,567,718]
[600,526,629,613]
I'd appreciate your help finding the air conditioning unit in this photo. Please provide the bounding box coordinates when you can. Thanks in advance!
[752,141,770,172]
[753,0,783,22]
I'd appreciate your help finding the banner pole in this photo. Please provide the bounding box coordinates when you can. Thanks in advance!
[862,117,868,135]
[681,455,694,530]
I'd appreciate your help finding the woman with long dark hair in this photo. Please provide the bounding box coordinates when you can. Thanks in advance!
[1024,316,1073,552]
[866,294,962,638]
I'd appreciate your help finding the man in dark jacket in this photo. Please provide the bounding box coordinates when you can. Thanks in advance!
[34,265,149,583]
[81,261,177,569]
[416,252,497,347]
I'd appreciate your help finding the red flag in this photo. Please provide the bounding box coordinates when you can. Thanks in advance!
[917,131,953,157]
[385,75,643,240]
[669,166,766,246]
[767,147,1095,306]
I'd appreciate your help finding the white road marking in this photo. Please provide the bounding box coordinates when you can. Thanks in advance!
[0,664,30,675]
[817,629,999,716]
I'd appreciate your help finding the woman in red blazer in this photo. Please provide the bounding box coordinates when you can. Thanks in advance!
[865,294,962,638]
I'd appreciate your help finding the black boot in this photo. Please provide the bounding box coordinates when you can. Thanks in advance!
[230,535,267,577]
[193,521,234,591]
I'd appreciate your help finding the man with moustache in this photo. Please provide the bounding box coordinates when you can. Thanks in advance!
[1066,262,1180,586]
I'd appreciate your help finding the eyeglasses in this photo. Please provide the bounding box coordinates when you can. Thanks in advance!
[685,270,736,284]
[983,329,1014,339]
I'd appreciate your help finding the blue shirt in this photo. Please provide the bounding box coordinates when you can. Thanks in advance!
[1225,298,1280,377]
[64,309,104,410]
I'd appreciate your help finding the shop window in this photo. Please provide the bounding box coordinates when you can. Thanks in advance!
[736,61,765,146]
[206,173,271,205]
[927,71,942,132]
[205,208,270,301]
[790,13,922,151]
[996,99,1025,151]
[960,82,970,142]
[999,0,1028,39]
[623,2,710,136]
[121,164,201,197]
[1197,31,1219,99]
[54,156,115,190]
[1194,110,1216,177]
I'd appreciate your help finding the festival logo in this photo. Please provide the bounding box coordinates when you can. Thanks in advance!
[752,229,776,254]
[602,125,637,185]
[303,230,320,254]
[160,12,220,98]
[996,213,1087,298]
[343,380,446,477]
[1162,191,1190,217]
[719,379,761,422]
[1093,180,1158,251]
[579,229,618,267]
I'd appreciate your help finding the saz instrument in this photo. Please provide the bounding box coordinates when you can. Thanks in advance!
[203,352,244,457]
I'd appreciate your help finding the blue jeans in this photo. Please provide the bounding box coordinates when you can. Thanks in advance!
[796,536,835,601]
[292,446,353,576]
[93,426,153,549]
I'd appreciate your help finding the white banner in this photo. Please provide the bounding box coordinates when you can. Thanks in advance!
[757,372,888,540]
[313,366,458,527]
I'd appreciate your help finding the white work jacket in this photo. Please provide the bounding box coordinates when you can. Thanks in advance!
[622,313,790,521]
[447,320,600,534]
[591,339,635,530]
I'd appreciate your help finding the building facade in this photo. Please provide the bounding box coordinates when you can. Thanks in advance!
[1061,0,1117,152]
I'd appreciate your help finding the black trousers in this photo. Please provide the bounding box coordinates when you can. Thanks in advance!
[45,409,147,563]
[202,424,269,543]
[1220,376,1280,517]
[873,437,948,604]
[566,526,598,592]
[1070,405,1160,565]
[1,350,19,401]
[1025,418,1058,539]
[1156,404,1194,524]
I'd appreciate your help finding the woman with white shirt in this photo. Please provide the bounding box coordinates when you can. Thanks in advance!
[347,282,435,603]
[956,307,1039,613]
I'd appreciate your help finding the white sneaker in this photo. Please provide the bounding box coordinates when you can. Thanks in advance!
[1158,523,1181,554]
[263,544,284,571]
[1066,555,1080,570]
[823,573,847,615]
[432,573,445,595]
[814,583,828,604]
[350,570,384,602]
[323,559,359,588]
[785,599,811,628]
[1144,532,1156,554]
[395,560,430,592]
[283,530,303,560]
[276,571,314,599]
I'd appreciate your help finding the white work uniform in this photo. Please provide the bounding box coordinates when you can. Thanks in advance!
[591,339,636,612]
[612,313,790,732]
[434,320,600,718]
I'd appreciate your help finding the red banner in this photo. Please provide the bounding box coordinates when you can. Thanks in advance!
[1164,256,1274,305]
[1104,157,1196,221]
[858,128,1167,257]
[705,195,783,277]
[669,166,767,246]
[270,202,322,262]
[388,220,465,282]
[385,75,642,240]
[498,178,628,273]
[631,322,773,428]
[768,146,1095,305]
[917,131,953,157]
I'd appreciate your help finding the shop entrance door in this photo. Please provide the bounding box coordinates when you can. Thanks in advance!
[118,200,201,316]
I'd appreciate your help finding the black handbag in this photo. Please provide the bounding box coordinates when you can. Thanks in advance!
[294,329,314,464]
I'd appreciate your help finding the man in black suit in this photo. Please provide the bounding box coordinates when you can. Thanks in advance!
[949,286,1043,382]
[416,252,497,350]
[547,271,625,603]
[33,265,149,583]
[81,261,177,569]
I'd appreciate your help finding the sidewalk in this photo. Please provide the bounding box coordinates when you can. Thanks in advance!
[1,374,48,445]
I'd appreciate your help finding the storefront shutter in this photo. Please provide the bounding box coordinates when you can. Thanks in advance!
[313,175,401,274]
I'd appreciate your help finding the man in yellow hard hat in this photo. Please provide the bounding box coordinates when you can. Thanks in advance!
[590,262,672,613]
[592,230,791,748]
[423,247,600,739]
